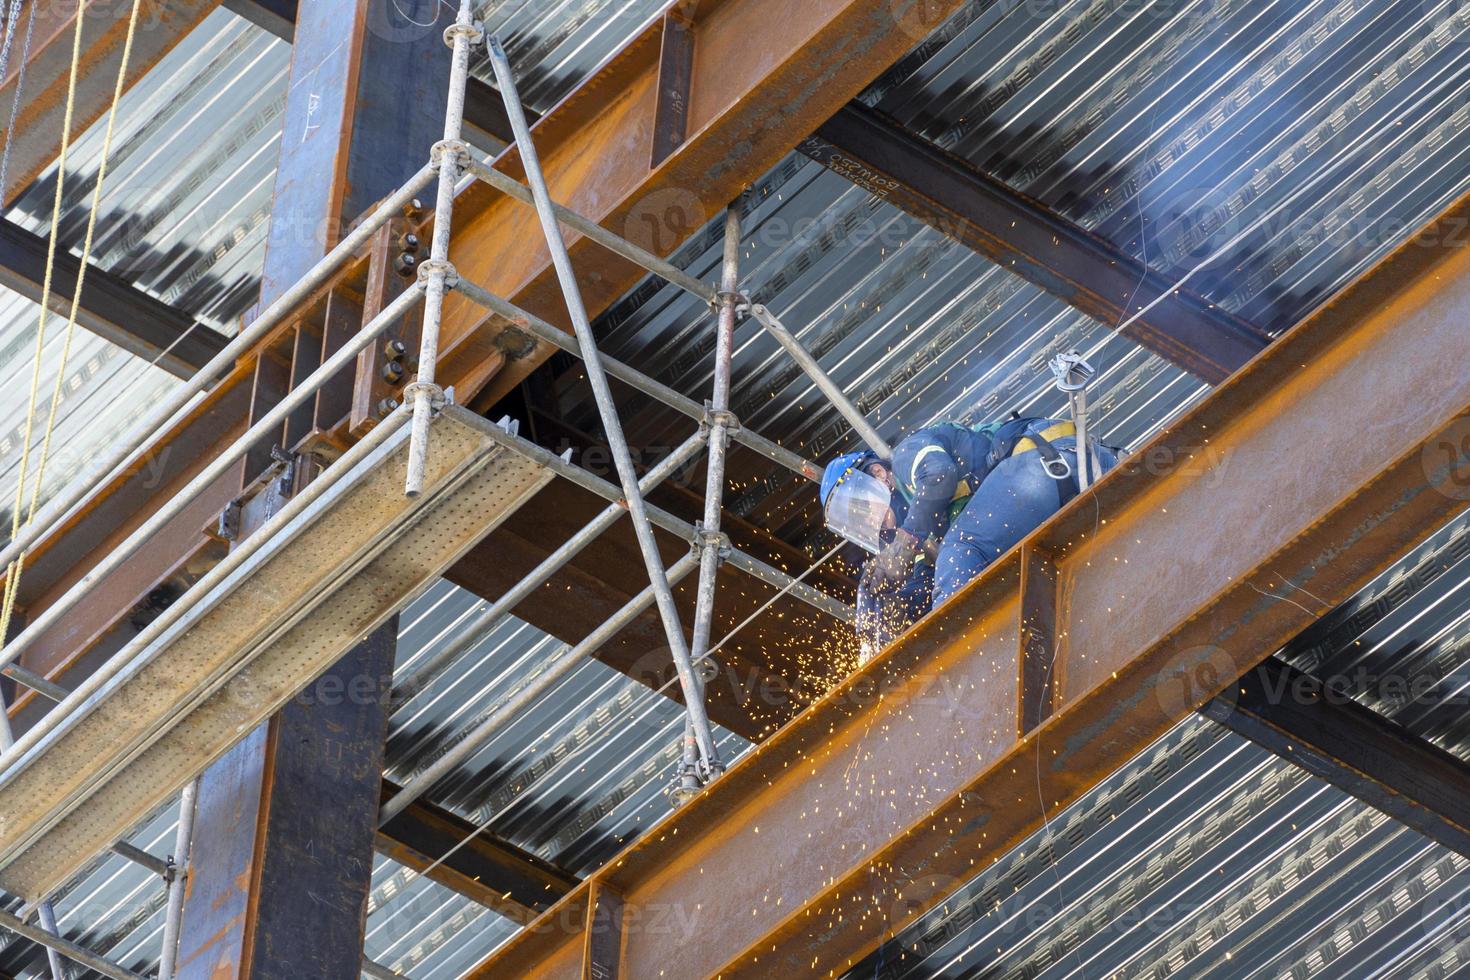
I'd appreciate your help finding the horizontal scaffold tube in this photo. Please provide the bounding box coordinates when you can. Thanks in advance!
[0,283,426,681]
[0,164,437,577]
[454,277,820,482]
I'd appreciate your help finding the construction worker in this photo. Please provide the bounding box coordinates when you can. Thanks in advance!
[822,416,1117,619]
[820,451,935,662]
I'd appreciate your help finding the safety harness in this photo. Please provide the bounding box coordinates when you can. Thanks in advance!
[984,416,1079,509]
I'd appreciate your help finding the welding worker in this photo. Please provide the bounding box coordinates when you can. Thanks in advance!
[820,451,933,662]
[822,416,1117,619]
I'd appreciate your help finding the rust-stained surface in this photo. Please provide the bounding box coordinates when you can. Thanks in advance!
[0,0,224,208]
[434,0,975,411]
[468,186,1470,978]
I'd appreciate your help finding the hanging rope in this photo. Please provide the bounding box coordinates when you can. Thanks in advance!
[0,0,146,649]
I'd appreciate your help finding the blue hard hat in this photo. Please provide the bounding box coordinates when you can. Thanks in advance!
[820,450,882,509]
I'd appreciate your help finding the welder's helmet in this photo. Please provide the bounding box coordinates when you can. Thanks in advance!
[820,451,893,555]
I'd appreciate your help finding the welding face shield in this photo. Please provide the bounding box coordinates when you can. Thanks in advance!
[823,467,896,555]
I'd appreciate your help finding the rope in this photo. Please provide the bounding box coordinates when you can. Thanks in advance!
[0,0,145,651]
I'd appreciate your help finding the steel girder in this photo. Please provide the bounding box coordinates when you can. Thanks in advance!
[469,190,1470,979]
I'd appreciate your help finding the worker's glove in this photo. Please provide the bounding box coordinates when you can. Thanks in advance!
[871,529,921,585]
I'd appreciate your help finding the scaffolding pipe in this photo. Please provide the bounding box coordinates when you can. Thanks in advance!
[157,779,197,980]
[392,429,708,701]
[747,304,892,459]
[0,908,144,980]
[0,693,67,980]
[452,278,818,482]
[3,405,414,766]
[34,902,67,980]
[487,37,720,773]
[0,165,436,577]
[0,285,425,680]
[463,158,715,303]
[405,0,479,497]
[473,416,852,622]
[682,204,744,783]
[380,552,700,825]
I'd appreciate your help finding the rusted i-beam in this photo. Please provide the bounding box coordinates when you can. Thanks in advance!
[469,185,1470,979]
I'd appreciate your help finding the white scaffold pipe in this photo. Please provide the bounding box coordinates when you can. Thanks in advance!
[487,36,721,774]
[450,276,820,482]
[0,907,146,980]
[157,778,197,980]
[683,203,744,785]
[0,164,436,576]
[462,157,715,303]
[405,0,482,497]
[1,406,414,770]
[471,413,853,623]
[747,303,892,459]
[0,284,424,682]
[392,428,708,701]
[380,551,701,826]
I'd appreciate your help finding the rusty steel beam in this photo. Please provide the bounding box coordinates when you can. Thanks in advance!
[468,186,1470,979]
[377,782,578,924]
[800,103,1272,383]
[433,0,980,412]
[1203,657,1470,859]
[0,0,222,208]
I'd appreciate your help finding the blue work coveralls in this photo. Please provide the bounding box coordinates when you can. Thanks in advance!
[891,418,1117,606]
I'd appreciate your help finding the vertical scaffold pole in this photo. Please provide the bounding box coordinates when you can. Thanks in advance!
[404,0,480,497]
[0,704,68,980]
[677,203,743,795]
[157,779,197,980]
[485,36,721,773]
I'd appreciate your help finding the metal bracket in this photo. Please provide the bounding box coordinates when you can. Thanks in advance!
[494,325,539,359]
[429,138,471,172]
[692,521,731,563]
[701,400,741,437]
[216,500,242,542]
[710,289,749,315]
[415,257,460,291]
[402,382,448,414]
[444,19,485,47]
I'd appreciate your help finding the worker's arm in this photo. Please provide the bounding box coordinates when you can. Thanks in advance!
[893,434,960,541]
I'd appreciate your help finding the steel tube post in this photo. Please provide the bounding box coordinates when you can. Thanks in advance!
[0,284,424,678]
[0,697,67,980]
[487,38,720,771]
[404,0,478,497]
[393,430,708,700]
[0,908,145,980]
[157,779,197,980]
[1073,389,1091,491]
[451,277,819,480]
[380,553,700,825]
[463,158,715,303]
[34,902,67,980]
[0,165,435,575]
[682,205,743,782]
[747,304,891,458]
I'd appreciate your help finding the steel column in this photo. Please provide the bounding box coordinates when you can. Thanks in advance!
[468,184,1470,979]
[174,2,453,977]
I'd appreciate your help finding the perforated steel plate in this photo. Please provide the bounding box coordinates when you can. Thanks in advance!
[0,407,553,901]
